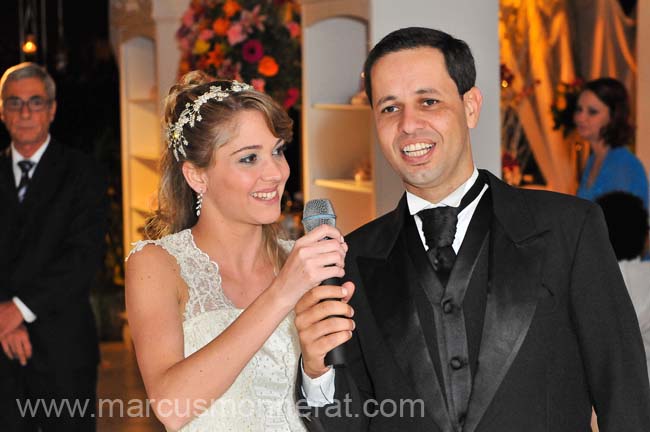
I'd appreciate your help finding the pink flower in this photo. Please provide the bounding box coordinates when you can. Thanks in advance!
[242,39,264,63]
[285,21,300,39]
[251,78,266,92]
[218,59,243,82]
[283,87,299,109]
[227,22,247,45]
[240,5,267,32]
[182,9,196,27]
[198,29,214,41]
[178,37,191,52]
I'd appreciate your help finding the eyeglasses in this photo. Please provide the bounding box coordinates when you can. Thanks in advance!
[2,96,52,113]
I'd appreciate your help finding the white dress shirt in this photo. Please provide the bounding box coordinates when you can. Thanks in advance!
[302,167,488,406]
[618,258,650,382]
[10,136,51,323]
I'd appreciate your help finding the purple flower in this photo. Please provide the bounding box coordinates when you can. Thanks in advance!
[242,39,264,63]
[176,26,191,39]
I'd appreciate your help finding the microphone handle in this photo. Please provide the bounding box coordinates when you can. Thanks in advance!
[325,345,345,367]
[319,277,346,367]
[320,276,341,286]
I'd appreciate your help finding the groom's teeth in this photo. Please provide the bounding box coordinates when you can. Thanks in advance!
[251,191,278,200]
[403,142,433,157]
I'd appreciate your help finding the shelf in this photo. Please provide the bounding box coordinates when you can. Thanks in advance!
[132,154,160,172]
[314,178,373,194]
[313,103,371,111]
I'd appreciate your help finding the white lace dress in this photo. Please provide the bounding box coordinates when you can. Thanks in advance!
[127,229,307,431]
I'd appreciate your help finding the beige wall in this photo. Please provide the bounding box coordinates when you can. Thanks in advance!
[369,0,501,215]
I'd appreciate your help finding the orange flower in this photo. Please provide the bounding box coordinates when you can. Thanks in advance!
[206,45,225,68]
[223,0,241,18]
[258,56,279,77]
[283,4,292,23]
[178,60,191,75]
[212,17,230,36]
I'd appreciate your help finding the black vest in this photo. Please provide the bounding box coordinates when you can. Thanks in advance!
[405,189,492,429]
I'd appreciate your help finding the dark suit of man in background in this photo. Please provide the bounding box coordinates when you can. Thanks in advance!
[0,62,108,431]
[295,27,650,431]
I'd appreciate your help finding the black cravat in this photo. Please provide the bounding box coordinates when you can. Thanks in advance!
[17,160,35,203]
[418,173,486,285]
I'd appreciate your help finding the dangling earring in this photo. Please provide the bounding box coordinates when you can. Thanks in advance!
[195,191,204,216]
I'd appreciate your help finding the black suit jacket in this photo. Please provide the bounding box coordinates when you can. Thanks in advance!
[0,140,107,372]
[298,170,650,432]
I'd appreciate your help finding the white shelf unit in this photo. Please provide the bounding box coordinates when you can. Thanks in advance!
[306,104,374,234]
[119,36,161,248]
[301,0,376,235]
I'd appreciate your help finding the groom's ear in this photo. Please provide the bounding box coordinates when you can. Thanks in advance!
[463,86,483,129]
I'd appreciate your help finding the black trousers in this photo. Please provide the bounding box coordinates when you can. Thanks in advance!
[0,355,97,432]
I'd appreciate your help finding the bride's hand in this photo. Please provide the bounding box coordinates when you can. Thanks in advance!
[272,224,348,306]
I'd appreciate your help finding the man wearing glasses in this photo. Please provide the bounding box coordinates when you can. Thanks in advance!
[0,62,108,431]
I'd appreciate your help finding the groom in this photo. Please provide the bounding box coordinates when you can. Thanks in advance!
[294,27,650,431]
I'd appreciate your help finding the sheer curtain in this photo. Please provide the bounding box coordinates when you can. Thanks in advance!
[500,0,636,194]
[572,0,636,114]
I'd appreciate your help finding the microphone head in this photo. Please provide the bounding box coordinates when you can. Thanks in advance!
[302,199,336,233]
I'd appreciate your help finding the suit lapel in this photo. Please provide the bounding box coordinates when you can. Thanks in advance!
[355,175,549,432]
[463,171,549,432]
[19,140,66,210]
[0,147,18,202]
[359,197,454,431]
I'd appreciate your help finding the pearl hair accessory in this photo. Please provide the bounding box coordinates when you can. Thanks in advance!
[166,81,252,161]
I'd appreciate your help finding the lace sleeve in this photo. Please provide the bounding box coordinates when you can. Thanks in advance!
[124,240,157,262]
[277,238,295,253]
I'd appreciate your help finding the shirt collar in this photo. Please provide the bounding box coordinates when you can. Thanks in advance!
[407,167,479,216]
[11,135,51,166]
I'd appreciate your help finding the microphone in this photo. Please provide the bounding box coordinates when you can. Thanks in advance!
[302,199,346,367]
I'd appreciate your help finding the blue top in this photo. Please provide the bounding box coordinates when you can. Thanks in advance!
[577,146,649,210]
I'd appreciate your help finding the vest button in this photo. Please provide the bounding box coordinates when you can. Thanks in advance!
[450,357,464,370]
[442,299,454,314]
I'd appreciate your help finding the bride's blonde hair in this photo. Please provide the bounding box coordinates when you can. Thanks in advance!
[145,70,293,271]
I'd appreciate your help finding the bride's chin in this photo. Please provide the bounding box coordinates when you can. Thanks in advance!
[256,212,281,225]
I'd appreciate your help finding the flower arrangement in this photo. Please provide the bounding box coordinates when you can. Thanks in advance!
[176,0,302,110]
[500,63,539,108]
[501,150,522,186]
[500,62,539,185]
[550,78,584,137]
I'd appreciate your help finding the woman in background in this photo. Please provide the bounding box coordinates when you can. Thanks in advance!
[575,77,649,209]
[125,71,352,431]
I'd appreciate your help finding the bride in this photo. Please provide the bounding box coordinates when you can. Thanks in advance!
[125,71,353,431]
